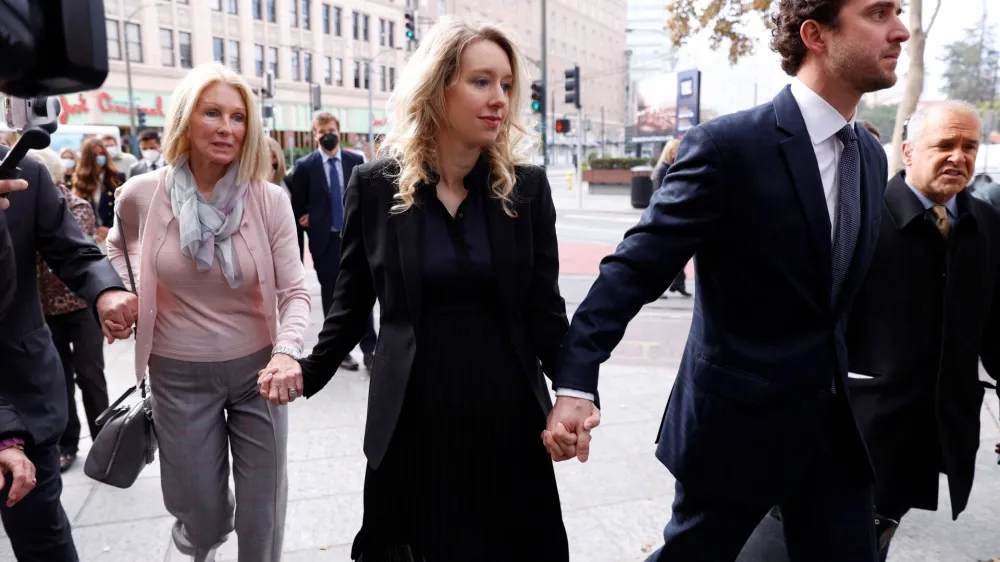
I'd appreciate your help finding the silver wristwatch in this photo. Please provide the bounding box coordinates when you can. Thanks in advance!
[271,345,302,360]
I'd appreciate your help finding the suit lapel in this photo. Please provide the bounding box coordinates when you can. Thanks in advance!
[395,201,423,328]
[774,86,833,301]
[311,152,330,203]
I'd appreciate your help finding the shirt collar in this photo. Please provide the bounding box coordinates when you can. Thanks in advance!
[904,176,959,219]
[321,148,341,164]
[789,78,855,146]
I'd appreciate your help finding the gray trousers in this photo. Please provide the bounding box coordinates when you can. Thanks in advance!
[149,347,288,562]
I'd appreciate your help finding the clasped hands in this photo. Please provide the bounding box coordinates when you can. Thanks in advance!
[542,396,602,463]
[96,289,139,343]
[257,354,303,406]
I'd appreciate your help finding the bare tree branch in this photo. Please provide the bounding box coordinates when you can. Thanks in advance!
[925,0,942,35]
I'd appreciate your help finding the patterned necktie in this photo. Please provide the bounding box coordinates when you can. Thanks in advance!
[831,124,861,306]
[327,157,344,231]
[931,205,951,240]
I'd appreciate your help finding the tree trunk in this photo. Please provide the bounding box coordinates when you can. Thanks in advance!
[889,1,928,174]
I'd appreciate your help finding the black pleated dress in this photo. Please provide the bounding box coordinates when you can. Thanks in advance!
[351,181,569,562]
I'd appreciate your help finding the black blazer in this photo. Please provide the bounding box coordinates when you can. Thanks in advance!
[0,210,15,320]
[847,172,1000,519]
[95,171,126,228]
[554,85,888,506]
[299,157,568,469]
[289,148,364,257]
[0,146,125,446]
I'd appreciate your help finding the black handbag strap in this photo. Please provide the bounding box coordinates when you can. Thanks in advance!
[114,211,149,402]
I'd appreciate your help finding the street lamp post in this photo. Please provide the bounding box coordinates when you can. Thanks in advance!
[123,1,163,155]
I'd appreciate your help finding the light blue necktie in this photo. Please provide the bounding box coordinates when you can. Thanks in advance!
[327,157,344,231]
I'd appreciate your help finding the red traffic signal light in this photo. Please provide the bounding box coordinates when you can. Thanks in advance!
[555,118,571,133]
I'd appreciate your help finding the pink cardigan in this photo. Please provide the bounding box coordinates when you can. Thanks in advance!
[107,167,311,383]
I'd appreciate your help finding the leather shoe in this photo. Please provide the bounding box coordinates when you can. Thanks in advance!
[341,355,359,371]
[363,353,374,371]
[59,452,76,473]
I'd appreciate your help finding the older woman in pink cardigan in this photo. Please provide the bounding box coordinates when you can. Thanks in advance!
[106,63,310,562]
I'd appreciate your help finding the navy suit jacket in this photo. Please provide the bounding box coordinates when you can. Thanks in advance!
[290,148,364,257]
[0,146,125,446]
[0,210,15,320]
[555,85,888,505]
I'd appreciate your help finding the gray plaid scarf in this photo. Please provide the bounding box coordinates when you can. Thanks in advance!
[165,153,247,288]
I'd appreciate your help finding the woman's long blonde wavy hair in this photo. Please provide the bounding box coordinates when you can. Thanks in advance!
[377,17,537,217]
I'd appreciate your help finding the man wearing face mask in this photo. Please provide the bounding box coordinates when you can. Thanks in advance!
[127,129,166,178]
[101,135,137,181]
[290,112,377,371]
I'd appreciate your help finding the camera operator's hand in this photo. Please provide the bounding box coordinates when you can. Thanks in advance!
[0,447,36,507]
[96,289,139,342]
[0,180,28,210]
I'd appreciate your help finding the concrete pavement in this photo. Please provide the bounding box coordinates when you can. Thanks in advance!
[2,193,1000,560]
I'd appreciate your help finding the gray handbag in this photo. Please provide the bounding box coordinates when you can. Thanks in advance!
[83,212,158,489]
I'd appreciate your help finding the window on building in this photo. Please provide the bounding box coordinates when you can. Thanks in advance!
[268,46,279,78]
[352,11,359,40]
[125,22,142,62]
[160,28,175,66]
[323,56,332,85]
[379,19,386,46]
[362,14,369,41]
[363,61,370,89]
[266,0,276,22]
[380,65,387,92]
[212,0,221,10]
[228,40,241,72]
[322,4,331,34]
[335,58,344,86]
[227,0,238,14]
[302,0,311,29]
[254,44,265,76]
[303,52,312,82]
[253,0,262,19]
[291,51,300,81]
[213,37,224,63]
[290,0,298,27]
[388,21,395,48]
[106,19,121,60]
[353,60,361,88]
[179,31,193,68]
[334,7,342,36]
[389,67,395,90]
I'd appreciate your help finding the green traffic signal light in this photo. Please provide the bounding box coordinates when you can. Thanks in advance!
[531,100,540,112]
[405,29,414,39]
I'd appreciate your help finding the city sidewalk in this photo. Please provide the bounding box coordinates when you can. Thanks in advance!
[2,272,999,560]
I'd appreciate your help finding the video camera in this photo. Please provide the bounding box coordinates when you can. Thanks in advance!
[0,0,109,187]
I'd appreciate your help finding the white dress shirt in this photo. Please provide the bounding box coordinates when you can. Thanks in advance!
[904,178,958,226]
[554,80,859,403]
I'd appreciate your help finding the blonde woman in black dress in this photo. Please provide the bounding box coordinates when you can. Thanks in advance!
[259,17,571,562]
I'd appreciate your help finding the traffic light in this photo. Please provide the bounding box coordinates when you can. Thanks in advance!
[404,11,417,41]
[554,118,571,134]
[137,109,147,129]
[564,65,580,108]
[530,80,544,114]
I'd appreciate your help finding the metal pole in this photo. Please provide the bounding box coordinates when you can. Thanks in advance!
[577,106,584,208]
[540,0,547,166]
[600,105,605,157]
[367,59,374,159]
[125,35,138,156]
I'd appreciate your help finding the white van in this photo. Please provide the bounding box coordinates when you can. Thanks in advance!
[0,124,122,156]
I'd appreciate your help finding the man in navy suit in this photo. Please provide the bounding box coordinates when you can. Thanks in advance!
[290,112,376,371]
[544,1,910,560]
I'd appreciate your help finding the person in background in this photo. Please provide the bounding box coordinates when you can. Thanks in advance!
[971,173,1000,209]
[858,119,881,141]
[107,62,310,562]
[60,148,77,186]
[261,18,571,561]
[72,138,124,244]
[102,134,137,180]
[651,139,691,298]
[0,133,14,148]
[128,129,167,177]
[267,137,303,262]
[28,148,109,473]
[289,112,377,371]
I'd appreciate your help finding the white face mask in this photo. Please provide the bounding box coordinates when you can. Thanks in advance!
[142,149,160,163]
[105,146,119,158]
[62,159,75,170]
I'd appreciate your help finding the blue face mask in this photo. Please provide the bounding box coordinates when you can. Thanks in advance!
[96,155,107,168]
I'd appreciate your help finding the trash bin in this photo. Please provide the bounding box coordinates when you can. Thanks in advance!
[630,165,654,209]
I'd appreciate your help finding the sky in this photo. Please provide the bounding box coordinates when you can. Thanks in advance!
[641,0,997,115]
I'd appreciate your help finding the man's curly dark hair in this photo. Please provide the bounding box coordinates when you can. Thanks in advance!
[770,0,848,76]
